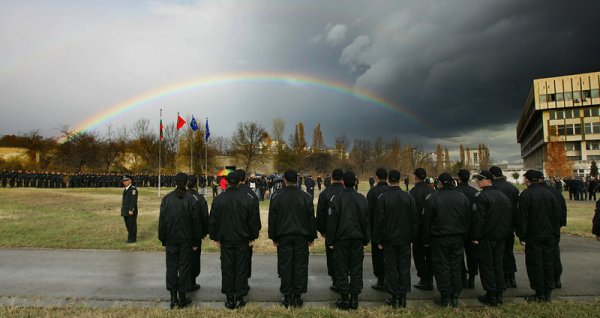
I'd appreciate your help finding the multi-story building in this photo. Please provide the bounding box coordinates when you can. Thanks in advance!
[517,71,600,176]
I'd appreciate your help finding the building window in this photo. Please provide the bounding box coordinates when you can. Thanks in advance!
[588,155,600,161]
[574,109,580,117]
[548,93,556,102]
[592,89,600,98]
[585,123,592,134]
[587,107,600,117]
[585,107,592,117]
[567,156,582,161]
[540,94,547,103]
[549,110,556,119]
[564,92,573,101]
[587,141,600,150]
[594,123,600,134]
[556,111,564,119]
[574,91,582,102]
[473,153,478,164]
[583,90,591,100]
[565,142,581,151]
[565,109,579,119]
[575,123,582,134]
[556,92,564,101]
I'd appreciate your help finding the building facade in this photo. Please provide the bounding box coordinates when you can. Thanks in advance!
[517,71,600,176]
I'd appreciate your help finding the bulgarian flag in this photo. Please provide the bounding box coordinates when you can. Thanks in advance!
[177,113,186,130]
[159,109,164,140]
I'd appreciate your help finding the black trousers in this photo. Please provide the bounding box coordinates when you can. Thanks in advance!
[589,191,596,201]
[462,239,478,276]
[220,242,250,296]
[191,243,202,284]
[431,235,464,295]
[384,243,411,295]
[525,237,556,291]
[554,236,562,280]
[333,240,364,295]
[503,233,517,274]
[277,235,310,295]
[165,243,192,293]
[247,246,253,278]
[123,216,137,242]
[477,240,506,292]
[371,241,385,279]
[326,244,335,278]
[413,241,433,280]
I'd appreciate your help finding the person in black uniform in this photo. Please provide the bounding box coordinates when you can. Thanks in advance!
[317,176,322,191]
[455,169,479,289]
[421,173,470,308]
[373,170,418,308]
[324,175,331,188]
[269,170,316,308]
[305,175,316,198]
[489,166,519,288]
[187,175,210,292]
[539,176,567,289]
[326,171,370,310]
[410,168,435,291]
[471,171,512,306]
[1,169,7,188]
[517,170,561,302]
[210,171,261,309]
[236,169,259,283]
[369,176,375,188]
[366,168,389,291]
[593,199,600,240]
[121,175,138,243]
[316,168,345,292]
[158,172,203,309]
[404,176,410,192]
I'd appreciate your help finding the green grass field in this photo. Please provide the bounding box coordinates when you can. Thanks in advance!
[1,301,599,318]
[0,184,596,253]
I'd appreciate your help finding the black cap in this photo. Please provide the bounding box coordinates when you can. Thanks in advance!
[226,171,240,184]
[523,169,541,182]
[388,170,401,183]
[284,170,298,183]
[343,171,356,187]
[438,173,454,185]
[457,169,470,182]
[175,172,188,182]
[473,170,494,181]
[121,174,132,181]
[489,166,503,178]
[375,168,388,180]
[235,169,247,181]
[332,169,344,180]
[188,175,198,186]
[414,168,427,180]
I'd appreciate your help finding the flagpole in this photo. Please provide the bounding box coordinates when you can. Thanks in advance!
[190,121,193,173]
[158,108,162,197]
[205,117,208,175]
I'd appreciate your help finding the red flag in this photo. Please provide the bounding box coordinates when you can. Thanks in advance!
[177,113,186,130]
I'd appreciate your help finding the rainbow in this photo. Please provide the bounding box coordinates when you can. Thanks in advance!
[70,71,425,136]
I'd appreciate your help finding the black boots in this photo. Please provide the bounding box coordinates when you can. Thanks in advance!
[330,278,340,293]
[555,275,562,289]
[466,274,476,289]
[236,295,247,308]
[169,291,178,309]
[281,294,292,308]
[497,290,504,304]
[414,277,434,291]
[478,291,499,307]
[292,294,304,308]
[225,295,236,309]
[505,273,517,288]
[525,289,547,302]
[371,277,387,291]
[385,294,407,308]
[349,294,359,310]
[335,294,350,310]
[450,293,459,308]
[177,292,191,308]
[434,292,451,307]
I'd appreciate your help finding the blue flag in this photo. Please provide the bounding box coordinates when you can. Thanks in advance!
[190,116,199,131]
[205,118,210,141]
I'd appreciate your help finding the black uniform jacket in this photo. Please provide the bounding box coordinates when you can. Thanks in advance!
[516,183,561,241]
[541,182,567,227]
[373,186,418,245]
[159,191,203,246]
[268,185,317,241]
[121,185,138,217]
[188,189,210,243]
[409,181,435,222]
[326,187,370,246]
[492,178,519,227]
[421,188,471,244]
[366,182,389,235]
[209,186,261,243]
[316,182,344,235]
[471,186,512,241]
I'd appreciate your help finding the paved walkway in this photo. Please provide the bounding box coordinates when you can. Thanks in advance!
[1,235,599,308]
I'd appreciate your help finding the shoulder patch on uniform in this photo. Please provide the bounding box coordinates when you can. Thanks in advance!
[330,194,336,203]
[246,193,254,199]
[132,189,136,195]
[474,192,481,197]
[425,193,432,200]
[328,207,332,216]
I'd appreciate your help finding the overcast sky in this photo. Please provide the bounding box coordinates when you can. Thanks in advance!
[1,0,599,163]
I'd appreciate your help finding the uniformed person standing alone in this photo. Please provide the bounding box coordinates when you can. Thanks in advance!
[158,172,203,309]
[366,168,389,291]
[471,171,512,306]
[187,175,210,292]
[316,168,345,292]
[268,170,317,308]
[373,170,418,308]
[421,173,471,307]
[410,168,435,291]
[210,172,261,309]
[517,170,561,302]
[326,171,370,310]
[121,175,138,243]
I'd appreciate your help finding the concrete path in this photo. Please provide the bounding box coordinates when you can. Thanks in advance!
[1,235,599,308]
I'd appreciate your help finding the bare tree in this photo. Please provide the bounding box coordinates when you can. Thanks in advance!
[99,125,126,173]
[232,121,268,172]
[350,138,373,176]
[371,136,386,170]
[385,137,402,170]
[311,123,325,153]
[335,134,350,160]
[272,117,286,145]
